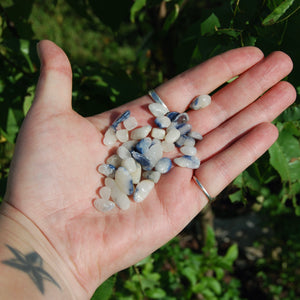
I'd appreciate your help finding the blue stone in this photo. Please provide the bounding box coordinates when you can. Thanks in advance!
[111,110,130,130]
[135,137,152,154]
[131,151,152,170]
[188,131,203,140]
[155,157,172,174]
[166,111,180,121]
[174,135,187,147]
[176,123,192,135]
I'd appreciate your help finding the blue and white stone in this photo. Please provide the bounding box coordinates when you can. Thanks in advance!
[151,128,165,140]
[134,180,155,203]
[154,116,171,128]
[116,129,129,143]
[121,157,137,173]
[123,116,138,130]
[144,142,163,170]
[106,154,122,167]
[115,167,134,195]
[122,140,138,151]
[131,151,152,170]
[189,95,211,110]
[161,140,175,152]
[155,157,172,174]
[184,136,196,147]
[180,146,197,156]
[117,145,131,159]
[97,164,116,177]
[111,110,130,130]
[105,178,131,210]
[103,127,117,146]
[142,170,161,183]
[188,131,203,141]
[131,161,142,184]
[166,111,179,121]
[173,112,189,124]
[176,123,192,135]
[148,103,168,117]
[94,197,115,212]
[131,125,152,140]
[99,186,111,201]
[165,128,181,144]
[174,135,187,147]
[174,155,200,169]
[135,137,152,154]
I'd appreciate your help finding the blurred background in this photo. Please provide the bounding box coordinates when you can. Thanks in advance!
[0,0,299,299]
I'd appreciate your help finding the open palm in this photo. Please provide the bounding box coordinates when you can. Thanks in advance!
[4,40,295,298]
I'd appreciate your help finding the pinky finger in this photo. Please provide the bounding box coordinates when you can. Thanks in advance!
[193,122,278,203]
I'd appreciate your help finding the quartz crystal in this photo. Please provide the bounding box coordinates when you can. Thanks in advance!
[103,127,117,146]
[115,167,134,195]
[189,95,211,110]
[131,125,152,140]
[124,116,138,130]
[116,129,129,143]
[148,103,168,117]
[134,180,155,202]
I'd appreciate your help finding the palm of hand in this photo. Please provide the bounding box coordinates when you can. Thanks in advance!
[4,40,295,295]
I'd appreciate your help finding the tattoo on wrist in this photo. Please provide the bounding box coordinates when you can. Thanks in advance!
[2,244,61,294]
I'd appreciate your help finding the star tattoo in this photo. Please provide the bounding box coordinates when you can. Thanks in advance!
[2,244,61,294]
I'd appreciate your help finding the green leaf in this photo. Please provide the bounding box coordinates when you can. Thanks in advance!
[163,4,180,32]
[206,277,222,295]
[182,267,197,286]
[229,190,243,203]
[201,13,220,36]
[23,86,35,116]
[262,0,295,26]
[91,275,116,300]
[205,226,216,249]
[224,244,239,265]
[145,288,166,299]
[130,0,146,22]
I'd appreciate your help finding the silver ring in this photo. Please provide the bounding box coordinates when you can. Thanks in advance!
[148,89,169,112]
[193,176,215,202]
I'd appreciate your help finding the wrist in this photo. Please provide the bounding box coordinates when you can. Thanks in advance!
[0,201,87,299]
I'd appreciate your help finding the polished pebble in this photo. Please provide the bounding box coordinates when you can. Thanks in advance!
[155,116,171,128]
[188,131,203,140]
[165,128,181,144]
[117,145,131,159]
[94,198,115,212]
[98,164,116,177]
[155,157,172,174]
[135,137,152,154]
[151,128,165,140]
[173,112,189,124]
[144,143,163,170]
[122,140,138,151]
[116,129,129,143]
[148,103,169,117]
[174,155,200,169]
[103,127,117,146]
[131,151,152,170]
[99,186,111,200]
[166,111,179,121]
[124,116,138,130]
[131,125,152,140]
[106,154,122,167]
[175,135,186,147]
[184,136,196,147]
[142,170,161,183]
[115,167,134,195]
[180,146,197,156]
[176,123,192,135]
[131,161,142,184]
[189,95,211,110]
[121,157,137,173]
[134,180,155,202]
[161,140,175,152]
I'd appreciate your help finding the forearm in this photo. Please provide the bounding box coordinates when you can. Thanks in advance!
[0,202,86,300]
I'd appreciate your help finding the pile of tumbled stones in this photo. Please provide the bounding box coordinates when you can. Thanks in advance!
[94,94,211,212]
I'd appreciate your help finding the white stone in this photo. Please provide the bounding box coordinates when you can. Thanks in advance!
[174,155,200,169]
[117,145,131,159]
[124,116,138,130]
[189,95,211,110]
[106,154,122,168]
[130,125,152,140]
[121,157,137,173]
[161,141,175,152]
[116,129,129,142]
[155,157,172,174]
[165,128,181,144]
[142,171,161,183]
[104,177,115,188]
[188,131,203,140]
[134,180,155,202]
[151,128,165,140]
[123,140,138,151]
[155,116,171,128]
[94,198,115,212]
[180,146,197,156]
[115,167,134,195]
[103,127,117,146]
[99,186,111,200]
[97,164,115,177]
[131,162,142,184]
[184,137,196,147]
[148,103,168,117]
[106,178,131,210]
[144,143,163,169]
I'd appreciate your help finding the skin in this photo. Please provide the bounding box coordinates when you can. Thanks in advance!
[0,40,296,299]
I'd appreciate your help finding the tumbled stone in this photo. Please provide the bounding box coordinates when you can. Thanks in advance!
[180,146,197,156]
[94,198,115,212]
[124,116,138,130]
[134,180,155,202]
[165,128,181,144]
[115,167,134,195]
[154,116,171,128]
[103,127,117,146]
[121,157,137,173]
[117,145,131,159]
[106,154,122,167]
[188,131,203,141]
[155,157,172,174]
[174,155,200,169]
[144,142,163,170]
[161,140,175,152]
[131,151,152,170]
[99,186,111,201]
[142,170,161,183]
[97,164,116,177]
[135,137,152,154]
[176,123,192,135]
[131,125,152,140]
[105,178,130,210]
[131,161,142,184]
[148,103,168,117]
[111,110,130,130]
[116,129,129,143]
[151,128,165,140]
[189,95,211,110]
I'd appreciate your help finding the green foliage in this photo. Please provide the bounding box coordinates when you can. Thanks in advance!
[112,228,242,300]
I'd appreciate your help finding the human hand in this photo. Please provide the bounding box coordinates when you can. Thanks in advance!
[1,40,295,298]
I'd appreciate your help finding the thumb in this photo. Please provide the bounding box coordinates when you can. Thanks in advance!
[32,40,72,113]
